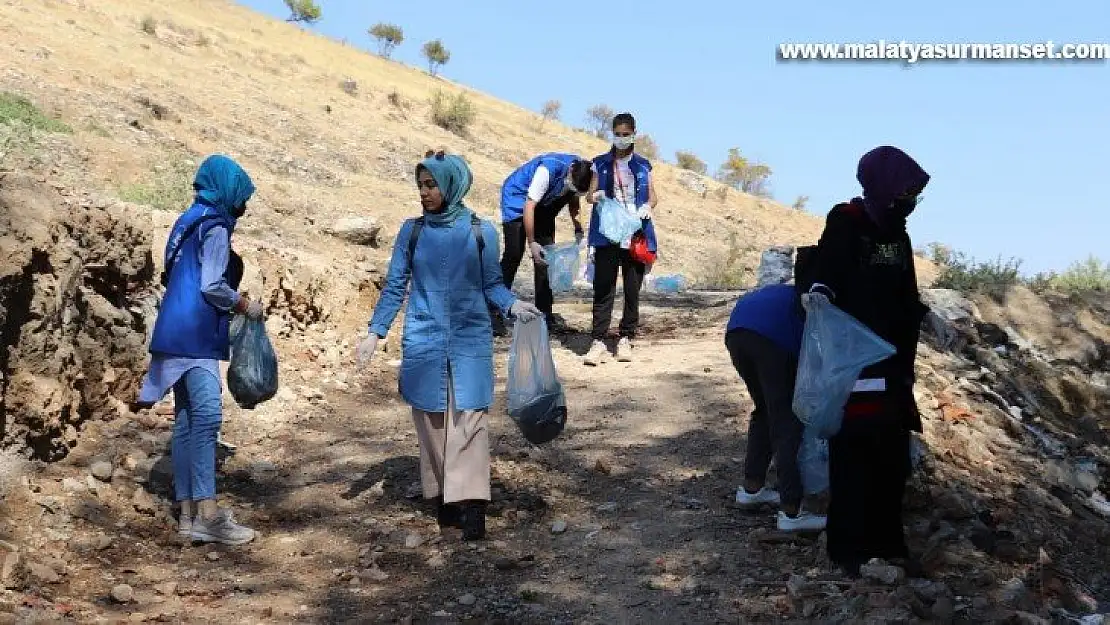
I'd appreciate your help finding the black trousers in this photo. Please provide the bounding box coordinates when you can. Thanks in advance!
[725,328,804,509]
[590,244,645,340]
[826,405,911,571]
[500,201,559,318]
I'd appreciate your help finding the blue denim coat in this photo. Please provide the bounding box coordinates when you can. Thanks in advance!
[369,214,516,412]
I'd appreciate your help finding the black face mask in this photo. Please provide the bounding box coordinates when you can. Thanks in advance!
[890,193,922,219]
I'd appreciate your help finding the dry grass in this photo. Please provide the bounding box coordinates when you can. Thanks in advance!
[0,0,848,298]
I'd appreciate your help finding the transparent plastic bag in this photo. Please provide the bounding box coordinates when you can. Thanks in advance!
[506,316,566,445]
[596,197,642,246]
[646,274,687,293]
[798,430,829,495]
[791,294,897,439]
[227,315,279,409]
[543,241,581,294]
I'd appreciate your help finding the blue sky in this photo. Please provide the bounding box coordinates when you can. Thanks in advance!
[238,0,1109,275]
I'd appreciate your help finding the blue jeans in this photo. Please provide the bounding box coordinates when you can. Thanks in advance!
[172,368,223,501]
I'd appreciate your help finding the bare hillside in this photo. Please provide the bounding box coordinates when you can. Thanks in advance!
[1,0,831,286]
[6,2,1110,625]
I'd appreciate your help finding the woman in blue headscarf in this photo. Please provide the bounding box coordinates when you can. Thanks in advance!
[357,150,542,541]
[138,154,264,546]
[796,145,931,576]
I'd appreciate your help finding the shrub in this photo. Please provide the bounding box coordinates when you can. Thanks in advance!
[1047,255,1110,296]
[284,0,321,24]
[700,232,749,289]
[585,104,614,139]
[791,195,809,211]
[540,99,561,125]
[0,92,71,133]
[636,134,660,160]
[369,23,404,58]
[422,39,450,76]
[929,244,1022,300]
[140,15,157,35]
[340,78,358,96]
[430,90,475,135]
[675,151,707,175]
[118,158,195,212]
[716,147,772,197]
[388,89,406,109]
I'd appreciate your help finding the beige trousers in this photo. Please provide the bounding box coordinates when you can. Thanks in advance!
[410,374,491,504]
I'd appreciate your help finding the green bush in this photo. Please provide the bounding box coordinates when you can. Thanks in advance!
[928,244,1021,300]
[0,92,71,133]
[1042,255,1110,296]
[430,90,475,135]
[675,151,707,175]
[118,159,195,212]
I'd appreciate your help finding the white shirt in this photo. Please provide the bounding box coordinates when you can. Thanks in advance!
[526,165,573,203]
[613,155,637,210]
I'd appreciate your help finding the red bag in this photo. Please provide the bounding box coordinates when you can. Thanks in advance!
[629,232,656,265]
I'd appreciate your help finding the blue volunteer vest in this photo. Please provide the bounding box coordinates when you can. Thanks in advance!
[500,153,578,222]
[149,203,235,360]
[588,150,658,251]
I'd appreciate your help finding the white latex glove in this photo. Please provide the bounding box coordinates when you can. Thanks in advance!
[800,291,830,309]
[241,298,264,320]
[355,334,379,366]
[529,241,547,267]
[637,204,652,220]
[510,300,542,323]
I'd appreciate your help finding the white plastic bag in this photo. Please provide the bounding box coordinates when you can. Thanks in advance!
[506,317,566,445]
[791,294,897,439]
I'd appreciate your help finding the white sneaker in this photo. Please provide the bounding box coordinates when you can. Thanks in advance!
[616,337,633,362]
[583,341,608,366]
[735,486,780,507]
[776,510,827,532]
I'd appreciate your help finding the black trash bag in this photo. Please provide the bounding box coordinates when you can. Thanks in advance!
[506,316,566,445]
[227,314,278,409]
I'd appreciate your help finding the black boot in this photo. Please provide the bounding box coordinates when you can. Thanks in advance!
[436,496,463,529]
[460,500,487,541]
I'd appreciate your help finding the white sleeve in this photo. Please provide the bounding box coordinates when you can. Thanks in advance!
[526,166,551,202]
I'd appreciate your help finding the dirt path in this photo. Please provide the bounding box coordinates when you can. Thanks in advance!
[18,292,1097,624]
[7,295,861,624]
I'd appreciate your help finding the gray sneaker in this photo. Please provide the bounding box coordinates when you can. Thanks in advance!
[178,514,193,537]
[189,509,256,545]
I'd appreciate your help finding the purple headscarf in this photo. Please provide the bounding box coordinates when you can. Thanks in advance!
[855,146,930,228]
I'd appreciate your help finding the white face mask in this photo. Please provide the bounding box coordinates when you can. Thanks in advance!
[613,135,635,151]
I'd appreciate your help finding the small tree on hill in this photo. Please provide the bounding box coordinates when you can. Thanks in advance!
[422,39,450,77]
[675,150,707,175]
[369,23,404,58]
[284,0,321,24]
[791,195,809,211]
[585,104,615,139]
[716,147,772,197]
[541,100,562,125]
[636,134,661,160]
